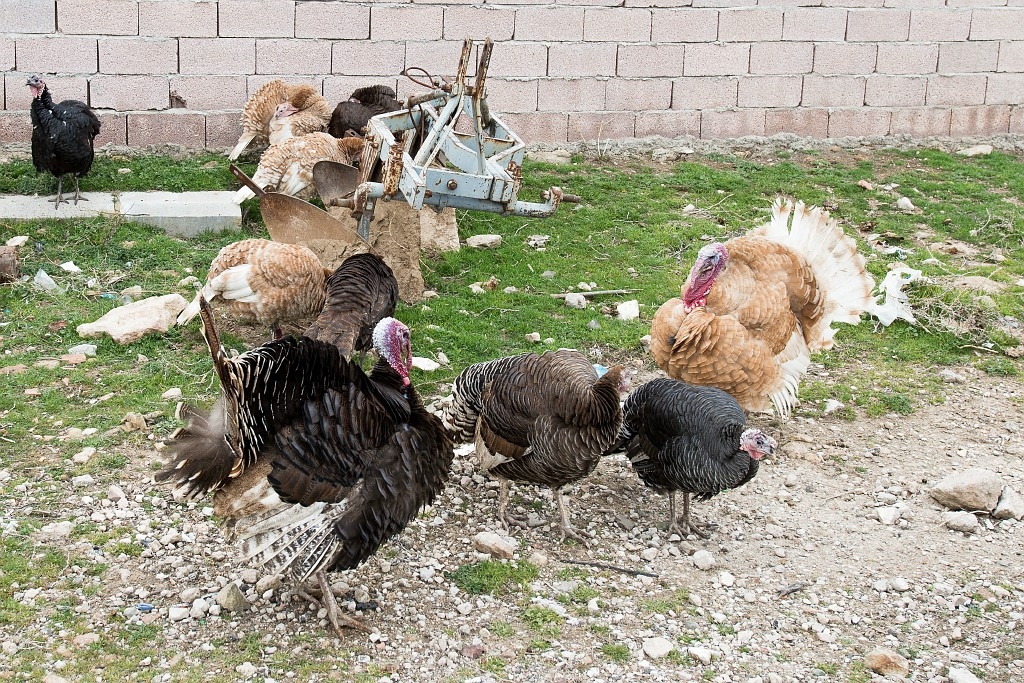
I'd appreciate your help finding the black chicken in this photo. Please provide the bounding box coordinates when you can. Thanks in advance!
[612,378,776,538]
[444,351,631,543]
[157,297,453,635]
[26,75,101,208]
[328,85,403,138]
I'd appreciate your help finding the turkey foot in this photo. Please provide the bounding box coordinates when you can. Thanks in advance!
[315,571,372,636]
[668,492,715,539]
[556,488,590,546]
[72,176,88,204]
[497,480,529,532]
[48,177,67,209]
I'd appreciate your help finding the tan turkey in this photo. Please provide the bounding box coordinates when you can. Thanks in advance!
[229,80,331,160]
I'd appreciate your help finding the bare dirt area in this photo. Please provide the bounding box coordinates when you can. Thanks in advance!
[3,363,1022,683]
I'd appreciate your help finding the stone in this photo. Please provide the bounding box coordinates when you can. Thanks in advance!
[72,633,99,647]
[943,511,980,534]
[255,575,281,594]
[564,293,587,309]
[528,149,571,164]
[179,587,201,603]
[71,474,94,487]
[896,197,916,212]
[525,332,541,343]
[939,369,966,384]
[216,583,250,612]
[691,550,716,571]
[473,532,515,560]
[930,468,1005,512]
[72,447,96,464]
[107,484,126,502]
[687,646,713,665]
[235,662,258,678]
[161,388,182,400]
[168,606,190,621]
[876,506,901,525]
[77,293,189,344]
[419,207,460,254]
[42,674,68,683]
[640,547,658,562]
[411,357,440,372]
[955,144,993,157]
[456,602,472,615]
[67,343,97,357]
[993,487,1024,520]
[889,577,910,592]
[615,300,639,321]
[466,234,501,249]
[864,647,909,676]
[39,521,74,538]
[947,668,982,683]
[718,571,735,587]
[642,637,673,659]
[527,551,548,567]
[6,235,28,247]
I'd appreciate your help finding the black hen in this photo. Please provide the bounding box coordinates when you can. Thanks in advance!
[443,351,631,543]
[328,84,402,138]
[612,378,776,538]
[303,252,399,359]
[157,297,453,635]
[27,75,101,208]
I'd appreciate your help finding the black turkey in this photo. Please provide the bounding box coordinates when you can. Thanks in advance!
[611,378,776,538]
[443,350,631,543]
[303,252,399,359]
[157,297,453,635]
[27,75,101,208]
[328,84,402,138]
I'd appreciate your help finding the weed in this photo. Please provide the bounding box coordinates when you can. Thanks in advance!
[480,657,506,675]
[489,620,515,638]
[813,661,839,675]
[448,560,538,595]
[520,605,562,638]
[978,357,1019,376]
[600,643,630,663]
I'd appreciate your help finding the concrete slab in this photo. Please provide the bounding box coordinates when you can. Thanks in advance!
[0,191,241,237]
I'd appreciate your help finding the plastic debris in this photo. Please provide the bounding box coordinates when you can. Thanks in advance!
[33,269,61,292]
[866,266,923,327]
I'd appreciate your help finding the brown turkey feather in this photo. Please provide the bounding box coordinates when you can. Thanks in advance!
[233,133,364,203]
[230,81,331,160]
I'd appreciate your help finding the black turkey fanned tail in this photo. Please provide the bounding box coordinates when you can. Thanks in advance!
[155,397,238,498]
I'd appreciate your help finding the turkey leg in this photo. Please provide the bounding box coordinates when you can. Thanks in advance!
[555,488,590,545]
[48,175,68,208]
[313,570,371,636]
[668,492,711,539]
[496,479,528,532]
[72,176,88,204]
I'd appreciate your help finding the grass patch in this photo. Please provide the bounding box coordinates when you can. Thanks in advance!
[640,588,691,614]
[519,605,562,639]
[599,643,630,663]
[448,560,538,595]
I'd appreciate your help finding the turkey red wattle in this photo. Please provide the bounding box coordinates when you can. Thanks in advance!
[373,317,412,386]
[25,75,45,99]
[682,243,728,312]
[739,428,777,460]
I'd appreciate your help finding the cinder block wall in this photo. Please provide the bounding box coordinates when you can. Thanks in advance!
[1,0,1021,149]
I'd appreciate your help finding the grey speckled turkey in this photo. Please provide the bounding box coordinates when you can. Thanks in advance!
[444,350,631,543]
[610,378,776,538]
[156,297,453,635]
[303,253,399,359]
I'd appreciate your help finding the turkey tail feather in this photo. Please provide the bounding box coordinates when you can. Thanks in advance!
[154,397,240,498]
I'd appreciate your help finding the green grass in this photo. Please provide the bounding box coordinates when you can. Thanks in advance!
[599,643,631,663]
[448,560,539,595]
[519,605,562,639]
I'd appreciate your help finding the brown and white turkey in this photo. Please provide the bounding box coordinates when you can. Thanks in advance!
[443,350,631,543]
[229,80,331,160]
[233,132,364,204]
[609,377,776,538]
[157,298,453,635]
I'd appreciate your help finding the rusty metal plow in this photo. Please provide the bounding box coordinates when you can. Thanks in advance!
[315,37,580,240]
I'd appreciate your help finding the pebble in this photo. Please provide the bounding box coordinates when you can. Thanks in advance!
[718,571,735,587]
[72,447,96,464]
[876,506,901,525]
[691,550,716,571]
[640,547,659,562]
[466,234,501,249]
[67,343,97,357]
[456,602,473,615]
[864,647,909,676]
[71,474,94,487]
[687,647,713,665]
[216,583,249,612]
[161,388,183,400]
[473,532,515,559]
[168,606,190,622]
[939,369,966,384]
[72,633,99,647]
[525,332,541,343]
[235,662,258,678]
[528,551,549,567]
[642,637,674,659]
[943,511,981,534]
[896,196,916,212]
[889,577,910,592]
[564,293,587,309]
[947,668,983,683]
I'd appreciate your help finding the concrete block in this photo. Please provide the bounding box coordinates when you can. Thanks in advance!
[333,41,405,77]
[701,108,766,138]
[371,5,443,41]
[782,9,848,41]
[205,111,244,149]
[248,75,321,99]
[443,6,515,41]
[324,76,396,104]
[99,38,178,75]
[970,9,1024,40]
[179,38,256,75]
[257,39,332,75]
[766,107,829,137]
[139,0,217,37]
[606,79,673,110]
[693,0,750,7]
[738,75,803,107]
[635,110,700,138]
[568,112,636,142]
[1010,106,1024,134]
[802,75,866,106]
[876,43,937,74]
[987,73,1024,105]
[0,0,55,33]
[0,111,33,143]
[128,112,205,147]
[750,42,813,74]
[0,38,11,74]
[498,112,568,143]
[484,79,538,113]
[6,74,89,109]
[16,37,98,74]
[515,7,585,41]
[889,107,950,136]
[908,9,971,41]
[846,9,910,41]
[718,9,784,41]
[628,0,697,6]
[651,8,718,42]
[684,43,750,76]
[404,41,466,80]
[92,75,168,111]
[538,79,607,112]
[488,42,548,78]
[219,1,294,38]
[828,108,892,136]
[58,0,138,36]
[118,192,242,235]
[999,42,1024,72]
[673,77,738,108]
[950,105,1011,135]
[865,75,927,106]
[549,43,618,78]
[938,42,1000,74]
[926,74,987,105]
[295,2,370,40]
[618,45,685,77]
[170,76,248,111]
[813,43,877,74]
[584,8,652,41]
[95,112,127,148]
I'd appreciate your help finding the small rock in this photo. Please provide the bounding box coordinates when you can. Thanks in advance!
[473,532,515,559]
[587,598,600,613]
[255,575,281,594]
[955,144,993,157]
[411,356,440,372]
[687,646,713,665]
[168,606,190,622]
[466,234,501,249]
[67,343,97,357]
[161,388,182,400]
[541,270,556,279]
[872,579,889,592]
[864,647,909,677]
[107,484,126,502]
[718,571,735,587]
[564,293,587,309]
[76,293,188,344]
[930,468,1005,511]
[525,332,541,343]
[456,602,473,615]
[640,547,658,562]
[178,275,200,288]
[642,637,674,659]
[528,149,571,164]
[42,674,68,683]
[896,197,916,212]
[691,550,716,571]
[71,474,94,487]
[943,511,980,534]
[39,521,75,538]
[6,235,28,247]
[216,583,250,612]
[240,568,258,585]
[939,369,966,384]
[993,487,1024,520]
[33,359,61,370]
[889,577,910,592]
[639,334,651,352]
[822,399,844,415]
[419,567,436,582]
[876,506,901,525]
[947,667,983,683]
[615,300,639,321]
[528,551,548,567]
[469,283,486,295]
[72,633,99,647]
[235,662,258,679]
[587,319,601,330]
[60,353,88,365]
[72,447,96,465]
[502,286,517,294]
[180,587,201,603]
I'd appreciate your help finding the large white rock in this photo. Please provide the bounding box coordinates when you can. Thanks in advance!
[77,293,188,344]
[948,667,983,683]
[864,648,909,677]
[473,531,515,559]
[615,300,639,321]
[466,234,502,249]
[642,637,674,659]
[943,511,980,534]
[930,468,1005,511]
[993,487,1024,520]
[687,646,713,665]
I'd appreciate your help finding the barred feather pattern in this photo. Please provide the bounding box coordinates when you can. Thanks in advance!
[617,378,760,501]
[303,253,399,358]
[441,353,533,441]
[231,81,331,160]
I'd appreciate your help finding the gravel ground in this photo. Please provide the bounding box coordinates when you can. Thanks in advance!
[2,361,1022,683]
